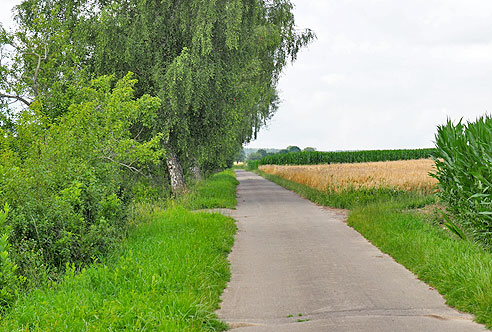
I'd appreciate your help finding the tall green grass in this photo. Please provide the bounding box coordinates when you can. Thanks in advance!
[0,170,239,331]
[433,116,492,248]
[179,169,239,210]
[258,171,492,328]
[249,148,435,169]
[0,209,236,331]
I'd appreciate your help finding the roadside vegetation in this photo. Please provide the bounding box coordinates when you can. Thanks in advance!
[0,0,313,320]
[255,128,492,328]
[0,170,238,331]
[178,170,239,210]
[433,115,492,249]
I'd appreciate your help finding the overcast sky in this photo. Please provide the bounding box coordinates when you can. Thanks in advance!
[2,1,492,151]
[249,0,492,151]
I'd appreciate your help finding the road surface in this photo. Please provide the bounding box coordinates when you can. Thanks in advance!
[217,170,487,332]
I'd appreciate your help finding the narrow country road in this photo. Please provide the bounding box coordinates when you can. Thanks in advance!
[217,170,487,332]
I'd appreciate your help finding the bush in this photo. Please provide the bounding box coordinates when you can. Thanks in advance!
[0,74,163,285]
[0,204,25,310]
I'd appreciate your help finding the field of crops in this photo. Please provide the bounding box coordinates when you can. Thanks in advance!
[259,159,437,193]
[249,148,436,168]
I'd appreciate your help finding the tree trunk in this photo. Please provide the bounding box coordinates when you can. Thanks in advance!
[166,148,186,194]
[190,159,201,182]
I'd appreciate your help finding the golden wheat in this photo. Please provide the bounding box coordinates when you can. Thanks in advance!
[259,159,438,193]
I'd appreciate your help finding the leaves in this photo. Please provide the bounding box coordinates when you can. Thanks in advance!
[433,115,492,248]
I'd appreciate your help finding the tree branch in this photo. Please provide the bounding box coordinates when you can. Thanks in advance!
[0,92,31,106]
[101,155,142,174]
[32,45,47,98]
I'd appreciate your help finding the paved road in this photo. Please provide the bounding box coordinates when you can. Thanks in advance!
[217,170,487,332]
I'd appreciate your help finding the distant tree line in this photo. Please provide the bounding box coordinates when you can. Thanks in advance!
[245,145,316,161]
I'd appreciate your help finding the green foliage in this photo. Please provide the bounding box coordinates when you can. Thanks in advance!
[433,115,492,248]
[286,145,301,153]
[439,211,468,241]
[249,148,436,169]
[81,0,313,177]
[0,208,236,331]
[234,148,246,163]
[179,170,239,210]
[3,0,315,194]
[0,204,25,311]
[0,169,238,330]
[0,74,163,284]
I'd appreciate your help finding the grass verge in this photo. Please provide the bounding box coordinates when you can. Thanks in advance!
[0,170,238,331]
[179,169,239,210]
[256,170,492,329]
[257,170,434,209]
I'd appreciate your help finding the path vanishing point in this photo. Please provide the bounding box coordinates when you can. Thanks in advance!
[217,170,487,332]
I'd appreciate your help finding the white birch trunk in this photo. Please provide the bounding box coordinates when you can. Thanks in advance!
[166,148,186,193]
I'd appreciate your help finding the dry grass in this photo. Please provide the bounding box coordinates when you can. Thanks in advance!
[259,159,438,193]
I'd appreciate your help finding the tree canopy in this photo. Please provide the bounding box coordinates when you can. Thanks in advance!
[2,0,313,191]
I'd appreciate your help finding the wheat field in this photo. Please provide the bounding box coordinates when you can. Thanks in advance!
[259,159,438,193]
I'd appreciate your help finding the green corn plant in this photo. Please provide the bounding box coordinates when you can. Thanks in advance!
[433,115,492,248]
[439,210,468,240]
[256,148,436,167]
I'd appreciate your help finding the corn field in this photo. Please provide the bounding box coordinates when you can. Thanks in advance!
[249,148,436,169]
[433,115,492,248]
[260,159,437,193]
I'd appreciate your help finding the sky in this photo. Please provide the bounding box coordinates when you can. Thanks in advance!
[2,1,492,151]
[248,0,492,151]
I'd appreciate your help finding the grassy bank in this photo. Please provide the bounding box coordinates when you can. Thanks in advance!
[256,170,492,329]
[179,169,239,210]
[0,170,238,331]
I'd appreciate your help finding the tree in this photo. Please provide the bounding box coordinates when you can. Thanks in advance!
[0,1,93,118]
[235,148,246,163]
[257,149,268,158]
[8,0,315,194]
[287,145,301,153]
[304,147,316,152]
[247,152,263,161]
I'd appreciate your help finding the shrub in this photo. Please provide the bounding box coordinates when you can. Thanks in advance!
[0,74,163,285]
